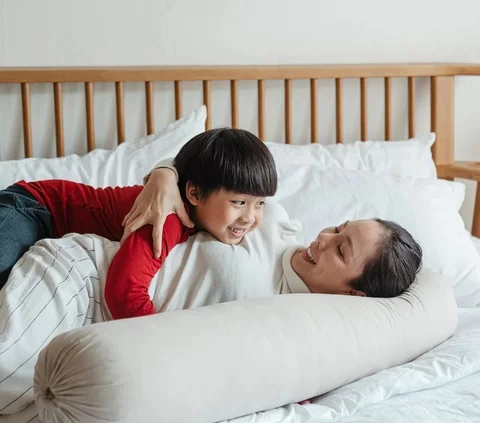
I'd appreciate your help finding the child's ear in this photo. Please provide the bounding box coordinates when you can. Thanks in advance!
[186,181,201,205]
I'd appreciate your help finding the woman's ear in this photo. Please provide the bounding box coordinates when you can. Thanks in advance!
[186,181,201,206]
[349,289,366,297]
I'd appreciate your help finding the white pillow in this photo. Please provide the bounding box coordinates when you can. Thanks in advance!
[34,268,456,423]
[0,105,207,189]
[0,122,433,191]
[274,166,480,306]
[266,133,437,179]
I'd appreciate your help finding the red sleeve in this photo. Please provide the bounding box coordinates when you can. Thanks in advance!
[105,214,190,320]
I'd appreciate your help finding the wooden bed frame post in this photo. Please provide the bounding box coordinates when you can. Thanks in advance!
[432,75,480,236]
[430,76,455,167]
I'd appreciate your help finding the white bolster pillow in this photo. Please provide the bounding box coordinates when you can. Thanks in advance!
[34,268,457,423]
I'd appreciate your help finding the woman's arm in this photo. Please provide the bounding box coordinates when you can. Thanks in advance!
[106,214,191,319]
[121,165,194,258]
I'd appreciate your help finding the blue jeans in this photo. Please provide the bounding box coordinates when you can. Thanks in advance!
[0,185,53,289]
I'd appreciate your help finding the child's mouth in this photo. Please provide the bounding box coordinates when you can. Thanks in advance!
[228,226,247,238]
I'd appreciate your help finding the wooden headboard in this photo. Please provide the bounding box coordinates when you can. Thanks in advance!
[1,63,480,231]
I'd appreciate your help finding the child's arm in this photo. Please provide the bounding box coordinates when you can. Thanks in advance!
[105,213,191,319]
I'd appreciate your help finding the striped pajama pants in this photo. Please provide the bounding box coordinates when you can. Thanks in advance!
[0,233,116,415]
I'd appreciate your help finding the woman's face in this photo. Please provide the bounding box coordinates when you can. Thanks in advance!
[291,219,384,296]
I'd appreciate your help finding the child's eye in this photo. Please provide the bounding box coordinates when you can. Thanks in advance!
[257,201,265,207]
[232,200,245,206]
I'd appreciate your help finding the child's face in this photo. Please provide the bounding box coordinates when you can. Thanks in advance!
[187,185,265,245]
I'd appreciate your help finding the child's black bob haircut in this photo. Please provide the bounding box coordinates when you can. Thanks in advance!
[173,128,277,201]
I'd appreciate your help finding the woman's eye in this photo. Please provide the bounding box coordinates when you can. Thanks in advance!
[337,245,344,260]
[335,226,340,233]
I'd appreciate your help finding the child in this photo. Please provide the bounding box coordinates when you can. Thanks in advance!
[104,128,277,318]
[0,128,277,291]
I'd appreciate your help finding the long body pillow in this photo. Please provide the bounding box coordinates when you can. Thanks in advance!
[34,267,457,423]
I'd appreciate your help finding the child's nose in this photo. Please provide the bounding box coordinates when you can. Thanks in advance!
[241,209,255,225]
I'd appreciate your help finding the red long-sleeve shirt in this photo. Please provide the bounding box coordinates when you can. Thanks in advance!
[16,179,191,319]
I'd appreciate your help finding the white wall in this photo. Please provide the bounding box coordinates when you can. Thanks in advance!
[1,0,480,227]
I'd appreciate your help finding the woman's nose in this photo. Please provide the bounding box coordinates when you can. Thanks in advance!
[315,232,334,249]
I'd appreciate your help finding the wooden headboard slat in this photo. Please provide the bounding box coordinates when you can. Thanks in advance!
[53,82,65,155]
[384,77,392,141]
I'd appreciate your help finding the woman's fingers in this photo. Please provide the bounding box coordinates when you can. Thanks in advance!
[152,217,166,258]
[175,203,194,228]
[122,207,134,227]
[120,214,145,244]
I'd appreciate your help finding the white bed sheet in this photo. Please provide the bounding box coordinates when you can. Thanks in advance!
[3,239,480,423]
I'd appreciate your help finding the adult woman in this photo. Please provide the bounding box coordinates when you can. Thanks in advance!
[121,165,422,301]
[114,201,422,317]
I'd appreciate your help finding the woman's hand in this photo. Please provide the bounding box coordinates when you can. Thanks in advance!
[121,168,194,258]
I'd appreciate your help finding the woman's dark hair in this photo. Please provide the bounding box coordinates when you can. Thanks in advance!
[350,219,423,298]
[173,128,277,201]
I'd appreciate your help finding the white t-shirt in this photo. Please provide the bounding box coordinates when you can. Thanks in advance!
[147,200,310,312]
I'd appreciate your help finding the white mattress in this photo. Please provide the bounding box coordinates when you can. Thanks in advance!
[4,239,480,423]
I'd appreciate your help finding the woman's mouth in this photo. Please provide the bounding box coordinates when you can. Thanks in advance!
[302,247,316,265]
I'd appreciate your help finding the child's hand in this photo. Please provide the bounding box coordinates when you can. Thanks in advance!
[121,168,194,258]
